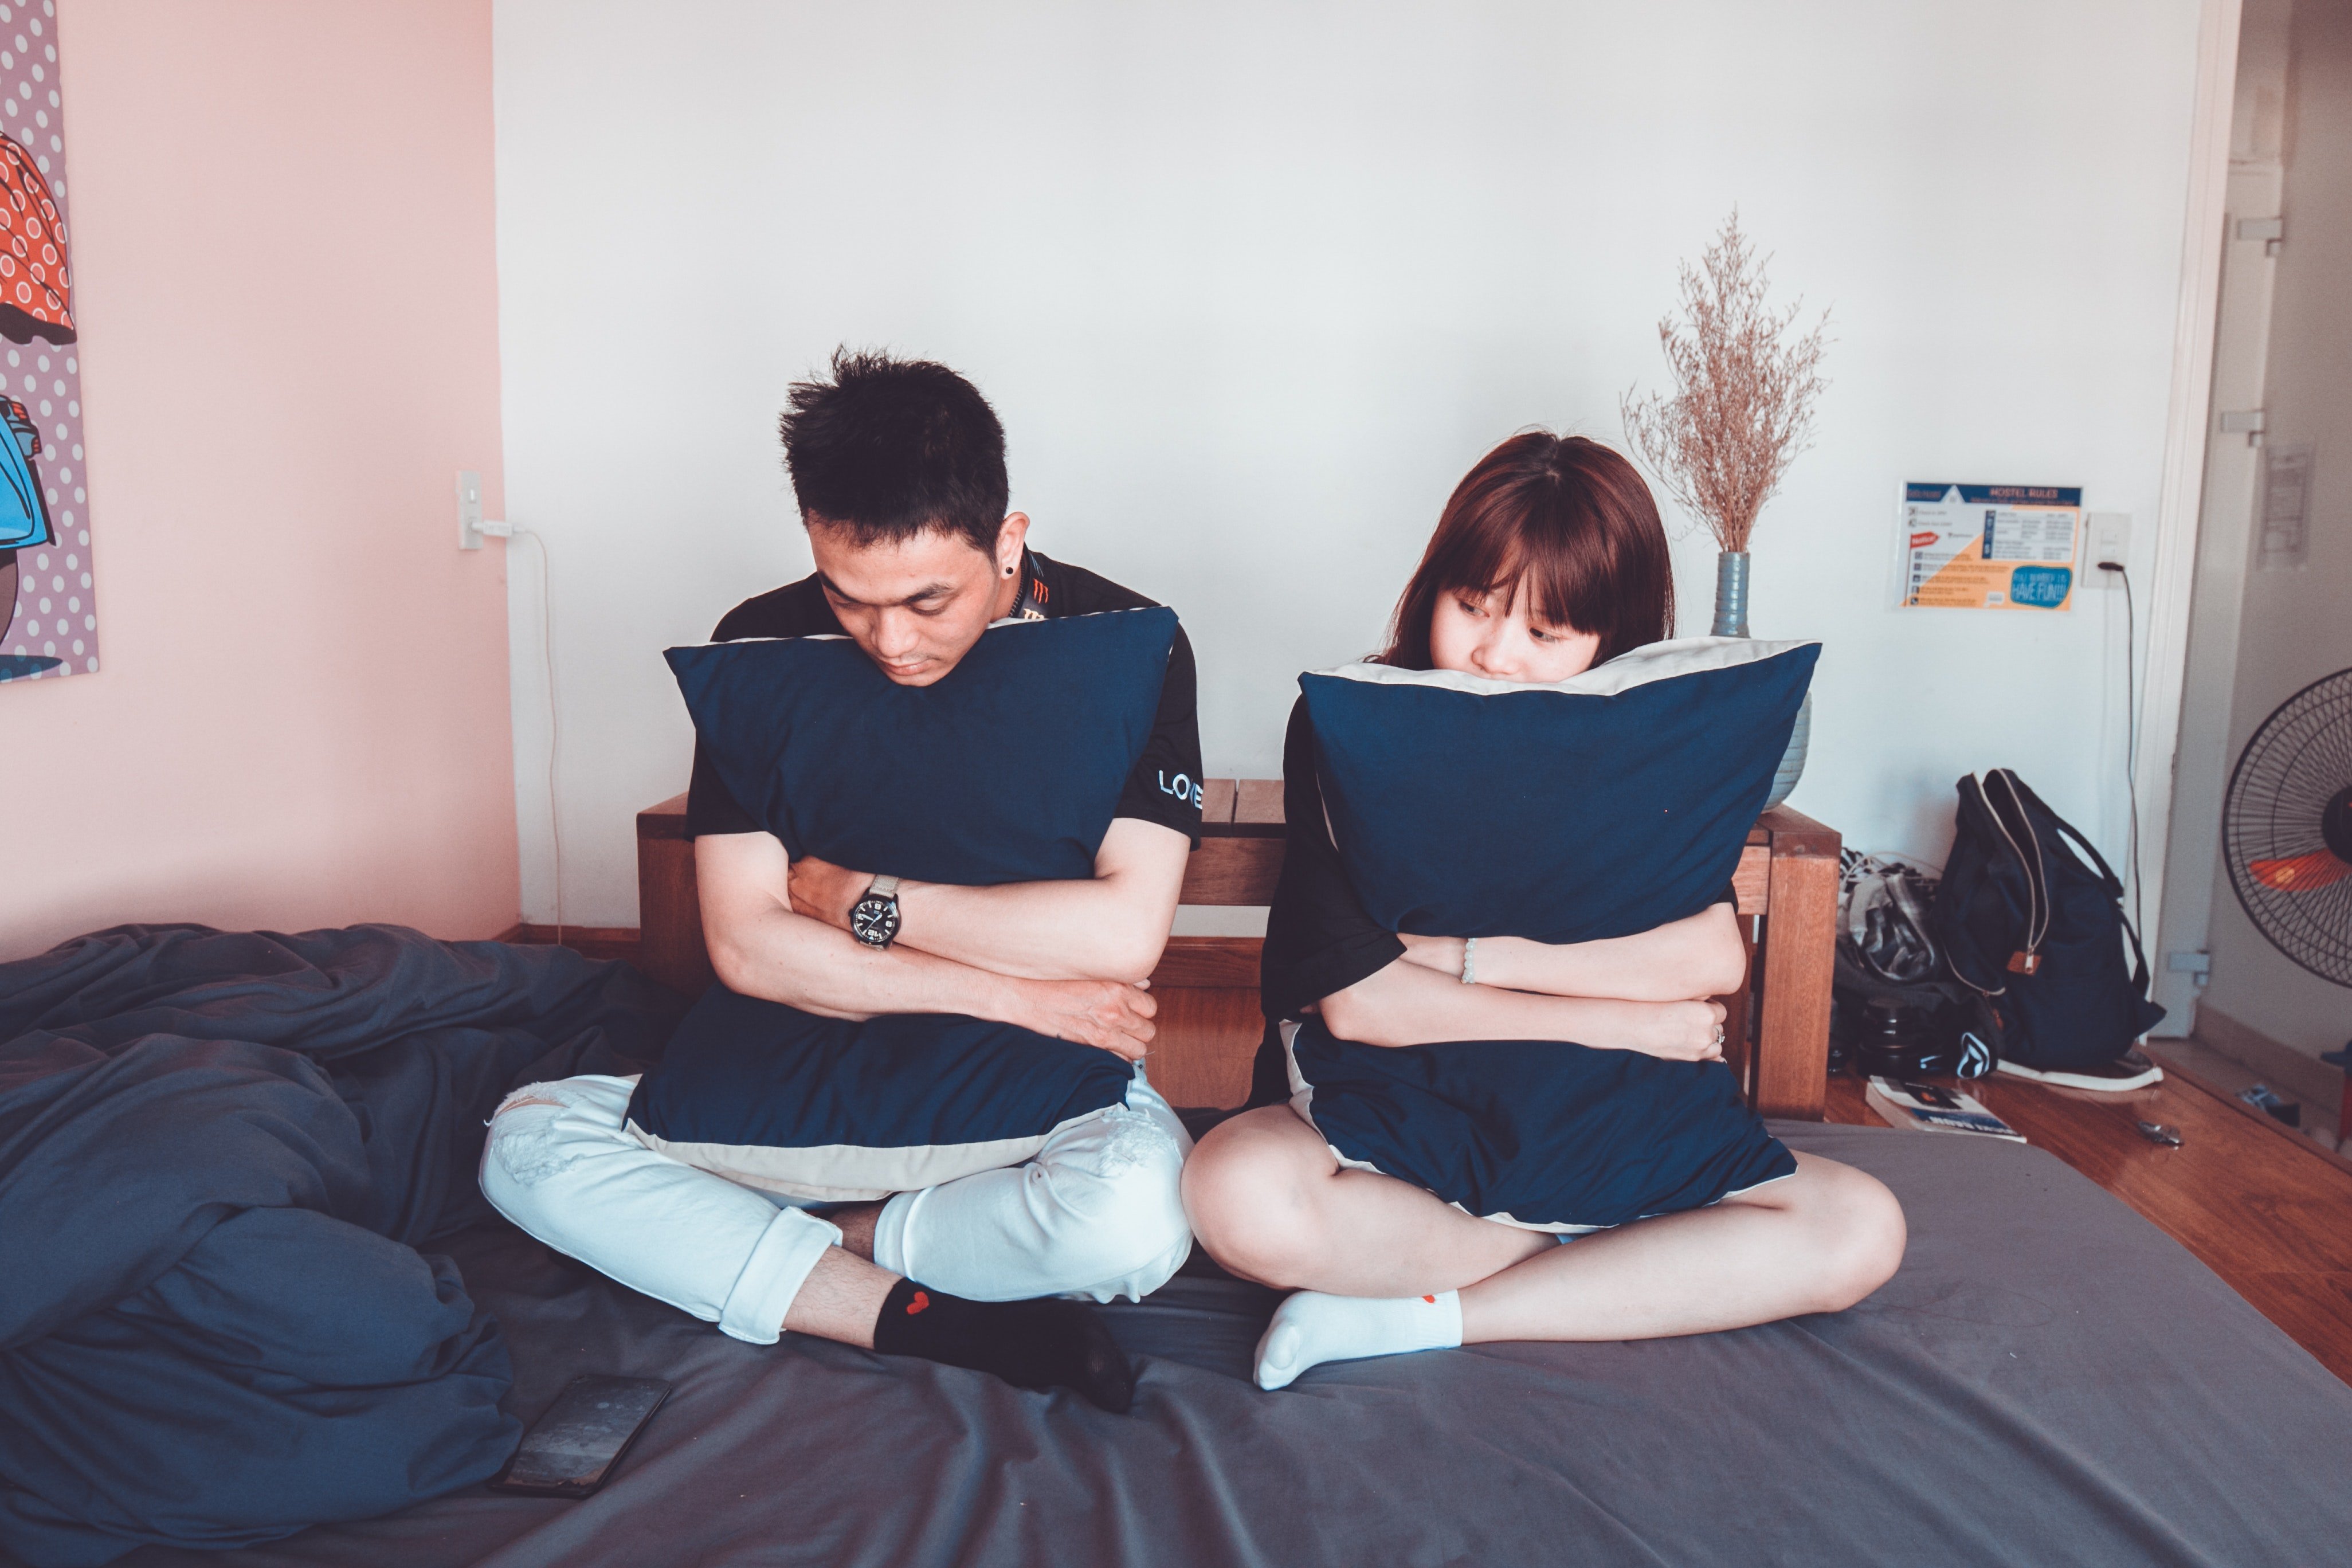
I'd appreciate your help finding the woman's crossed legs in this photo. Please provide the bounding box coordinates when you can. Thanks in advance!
[1182,1105,1907,1389]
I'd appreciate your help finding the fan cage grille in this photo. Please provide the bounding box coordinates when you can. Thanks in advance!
[2222,668,2352,988]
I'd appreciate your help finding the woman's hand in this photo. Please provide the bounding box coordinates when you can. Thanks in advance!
[1013,977,1157,1061]
[1604,998,1728,1062]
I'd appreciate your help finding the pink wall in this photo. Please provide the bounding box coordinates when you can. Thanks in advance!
[1,0,517,958]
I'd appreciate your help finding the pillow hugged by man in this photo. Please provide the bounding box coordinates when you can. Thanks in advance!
[480,351,1206,1413]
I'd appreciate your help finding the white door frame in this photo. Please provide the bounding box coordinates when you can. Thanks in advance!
[2150,155,2284,1031]
[2133,0,2245,1008]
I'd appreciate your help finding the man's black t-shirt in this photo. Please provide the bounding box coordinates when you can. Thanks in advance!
[683,549,1205,848]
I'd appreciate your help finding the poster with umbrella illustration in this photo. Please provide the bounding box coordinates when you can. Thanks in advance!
[0,2,90,685]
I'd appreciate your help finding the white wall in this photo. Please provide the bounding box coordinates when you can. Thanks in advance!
[492,0,2206,927]
[2195,0,2352,1061]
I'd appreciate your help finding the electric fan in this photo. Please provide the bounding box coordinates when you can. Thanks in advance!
[2223,667,2352,987]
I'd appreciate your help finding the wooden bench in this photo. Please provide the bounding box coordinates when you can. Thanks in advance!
[636,784,1840,1119]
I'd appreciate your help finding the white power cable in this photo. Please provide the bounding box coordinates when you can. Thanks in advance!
[483,520,563,946]
[2102,560,2143,937]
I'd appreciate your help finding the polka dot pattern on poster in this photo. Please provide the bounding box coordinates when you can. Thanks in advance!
[0,0,88,687]
[0,134,68,335]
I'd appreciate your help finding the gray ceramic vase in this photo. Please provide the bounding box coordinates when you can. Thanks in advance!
[1711,550,1810,810]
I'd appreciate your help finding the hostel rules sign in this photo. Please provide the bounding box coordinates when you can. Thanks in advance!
[1896,483,2083,612]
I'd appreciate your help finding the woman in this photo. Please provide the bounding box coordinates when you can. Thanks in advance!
[1183,432,1906,1391]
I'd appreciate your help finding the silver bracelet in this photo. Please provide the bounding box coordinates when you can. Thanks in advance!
[1461,936,1479,986]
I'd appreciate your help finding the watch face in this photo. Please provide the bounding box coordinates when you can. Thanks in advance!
[850,895,899,948]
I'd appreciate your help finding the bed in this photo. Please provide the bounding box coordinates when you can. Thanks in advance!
[13,923,2352,1568]
[108,1116,2352,1568]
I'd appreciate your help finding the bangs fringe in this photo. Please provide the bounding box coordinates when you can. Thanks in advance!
[1379,432,1672,669]
[1459,538,1606,638]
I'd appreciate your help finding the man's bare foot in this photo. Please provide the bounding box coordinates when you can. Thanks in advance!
[830,1201,885,1260]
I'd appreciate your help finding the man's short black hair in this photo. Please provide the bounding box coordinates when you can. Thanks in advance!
[779,348,1010,555]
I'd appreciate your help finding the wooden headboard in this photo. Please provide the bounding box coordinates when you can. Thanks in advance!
[635,787,1839,1119]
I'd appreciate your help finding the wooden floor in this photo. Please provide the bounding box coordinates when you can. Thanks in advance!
[1825,1057,2352,1385]
[509,928,2352,1385]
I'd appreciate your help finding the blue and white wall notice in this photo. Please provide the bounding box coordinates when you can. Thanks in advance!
[1896,484,2083,610]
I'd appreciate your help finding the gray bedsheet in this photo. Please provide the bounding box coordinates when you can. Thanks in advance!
[99,1122,2352,1568]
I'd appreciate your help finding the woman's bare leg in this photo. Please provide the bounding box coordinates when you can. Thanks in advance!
[1183,1107,1554,1295]
[1455,1152,1904,1342]
[1184,1106,1906,1385]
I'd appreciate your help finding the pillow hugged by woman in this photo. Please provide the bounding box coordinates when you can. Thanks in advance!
[1182,431,1906,1391]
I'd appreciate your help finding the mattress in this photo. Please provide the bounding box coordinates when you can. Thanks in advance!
[104,1121,2352,1568]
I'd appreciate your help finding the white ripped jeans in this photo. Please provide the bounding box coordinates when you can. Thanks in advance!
[478,1070,1193,1346]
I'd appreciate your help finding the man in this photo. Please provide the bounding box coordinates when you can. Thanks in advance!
[481,351,1204,1412]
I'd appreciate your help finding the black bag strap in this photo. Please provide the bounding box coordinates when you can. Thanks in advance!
[2002,773,2156,997]
[1984,770,2052,958]
[1940,774,2013,998]
[2048,810,2127,900]
[2008,773,2123,897]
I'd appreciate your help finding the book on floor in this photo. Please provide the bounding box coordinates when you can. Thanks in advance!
[1865,1077,2027,1143]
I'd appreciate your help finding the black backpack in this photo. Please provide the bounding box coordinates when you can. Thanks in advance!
[1931,770,2166,1071]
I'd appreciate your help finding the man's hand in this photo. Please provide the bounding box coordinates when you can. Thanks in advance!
[787,854,871,933]
[1015,977,1158,1061]
[880,818,1188,982]
[705,826,1183,1029]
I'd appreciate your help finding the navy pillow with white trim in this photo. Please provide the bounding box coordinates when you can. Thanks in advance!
[1287,637,1819,1229]
[1282,1020,1796,1230]
[632,986,1136,1201]
[1303,637,1821,946]
[668,607,1179,884]
[628,609,1178,1197]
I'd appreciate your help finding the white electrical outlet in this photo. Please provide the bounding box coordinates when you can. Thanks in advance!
[457,469,486,551]
[2087,512,2131,586]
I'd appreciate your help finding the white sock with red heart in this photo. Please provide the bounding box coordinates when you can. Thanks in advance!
[1253,1288,1463,1391]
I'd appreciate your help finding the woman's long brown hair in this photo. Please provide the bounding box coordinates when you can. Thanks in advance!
[1378,432,1675,670]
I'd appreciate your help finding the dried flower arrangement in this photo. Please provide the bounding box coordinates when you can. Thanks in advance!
[1621,210,1829,807]
[1621,211,1830,556]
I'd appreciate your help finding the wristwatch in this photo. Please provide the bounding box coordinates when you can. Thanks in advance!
[850,875,903,949]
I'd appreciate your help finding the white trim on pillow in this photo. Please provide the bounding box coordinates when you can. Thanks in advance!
[625,1106,1118,1204]
[1306,635,1818,699]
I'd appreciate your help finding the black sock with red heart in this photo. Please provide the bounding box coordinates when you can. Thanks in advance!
[869,1277,1135,1413]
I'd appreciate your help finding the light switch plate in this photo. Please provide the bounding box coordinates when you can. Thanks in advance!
[2087,512,2131,585]
[457,470,486,551]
